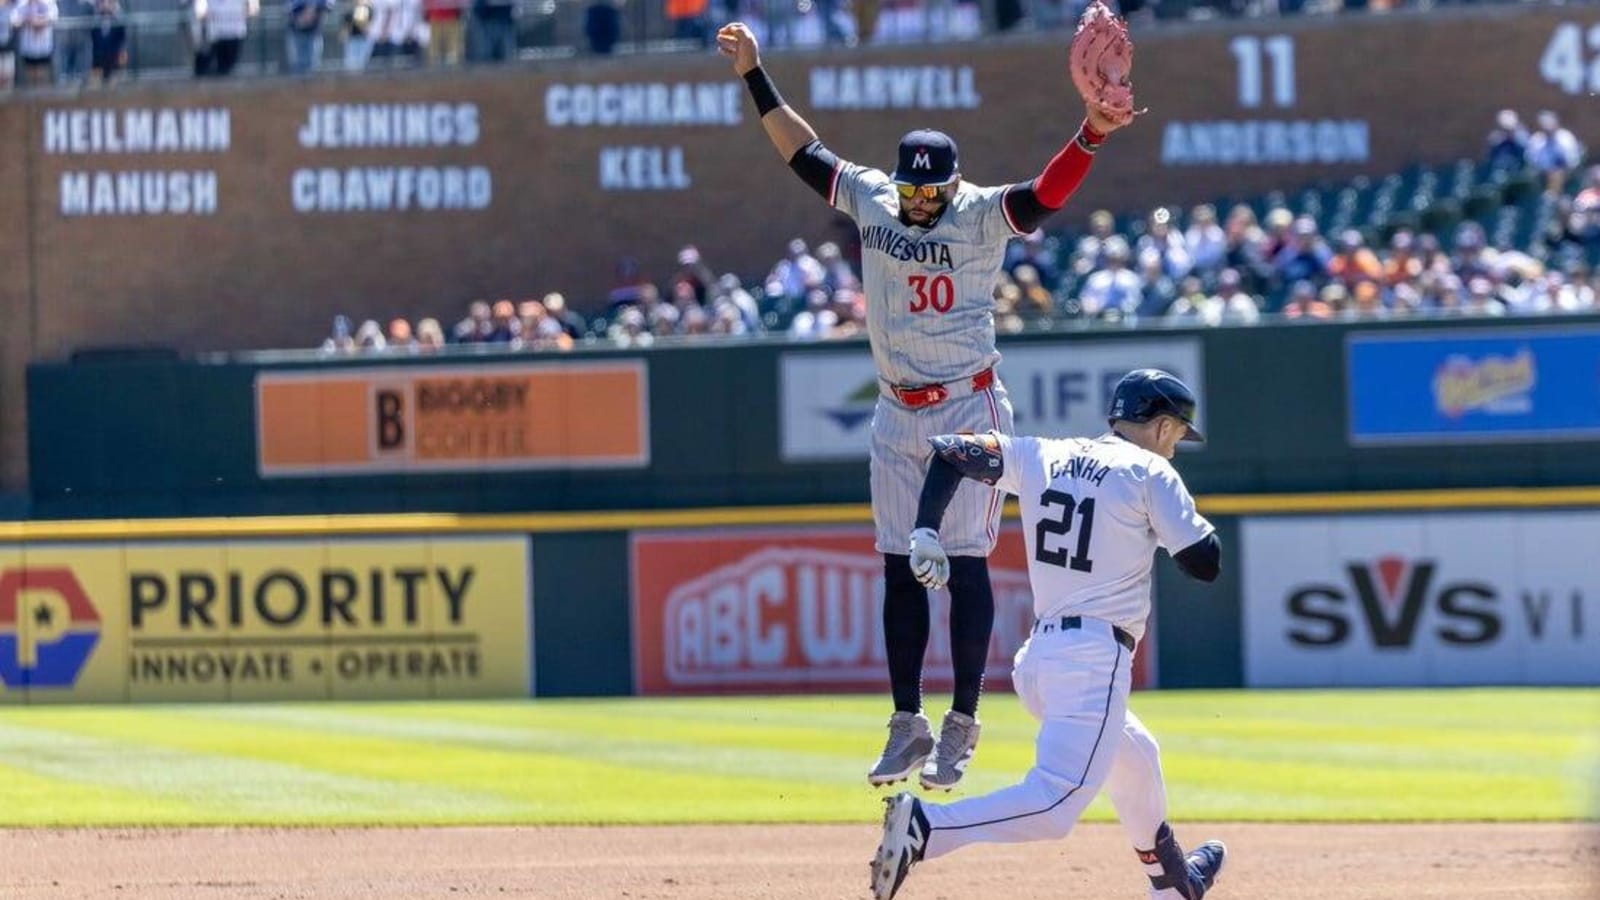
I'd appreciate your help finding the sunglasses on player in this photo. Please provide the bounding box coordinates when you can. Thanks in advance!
[894,182,955,201]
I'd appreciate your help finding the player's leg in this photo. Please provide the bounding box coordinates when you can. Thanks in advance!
[920,385,1012,790]
[870,399,935,785]
[918,624,1131,857]
[1104,709,1227,899]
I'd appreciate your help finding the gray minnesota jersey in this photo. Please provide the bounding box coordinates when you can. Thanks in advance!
[828,158,1024,557]
[829,162,1021,386]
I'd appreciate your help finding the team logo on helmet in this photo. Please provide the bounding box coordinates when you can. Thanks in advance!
[912,149,931,170]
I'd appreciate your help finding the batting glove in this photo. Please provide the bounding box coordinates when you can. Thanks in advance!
[908,527,950,590]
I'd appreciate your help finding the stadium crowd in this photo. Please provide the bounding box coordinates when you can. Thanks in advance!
[0,0,1552,88]
[321,162,1600,355]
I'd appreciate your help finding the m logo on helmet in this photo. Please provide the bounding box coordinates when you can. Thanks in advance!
[912,149,931,170]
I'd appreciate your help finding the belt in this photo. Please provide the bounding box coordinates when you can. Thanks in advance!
[887,367,995,409]
[1032,615,1136,652]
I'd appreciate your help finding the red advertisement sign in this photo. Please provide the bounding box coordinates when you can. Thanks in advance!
[630,526,1154,695]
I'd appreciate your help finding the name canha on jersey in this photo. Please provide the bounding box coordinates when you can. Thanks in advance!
[830,160,1025,387]
[992,432,1214,641]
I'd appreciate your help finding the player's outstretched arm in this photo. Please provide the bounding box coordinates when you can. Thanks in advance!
[718,22,817,162]
[914,434,1007,534]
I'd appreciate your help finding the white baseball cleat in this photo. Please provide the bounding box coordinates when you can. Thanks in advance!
[868,792,928,900]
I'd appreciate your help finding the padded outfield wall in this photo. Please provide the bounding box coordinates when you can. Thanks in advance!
[0,2,1597,496]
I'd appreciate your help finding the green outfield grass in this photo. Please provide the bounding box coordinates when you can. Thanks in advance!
[0,689,1593,826]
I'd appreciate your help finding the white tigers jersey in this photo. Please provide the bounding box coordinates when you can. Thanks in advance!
[992,432,1213,640]
[828,161,1025,387]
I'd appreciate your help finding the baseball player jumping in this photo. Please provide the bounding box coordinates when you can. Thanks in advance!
[719,6,1131,791]
[867,369,1227,900]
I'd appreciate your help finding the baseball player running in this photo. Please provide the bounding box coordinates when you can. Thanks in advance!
[868,369,1227,900]
[718,18,1126,791]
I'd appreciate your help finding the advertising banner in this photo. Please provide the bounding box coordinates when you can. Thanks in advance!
[1242,513,1597,686]
[630,525,1156,695]
[256,361,648,476]
[0,535,532,703]
[1347,327,1600,445]
[780,339,1202,461]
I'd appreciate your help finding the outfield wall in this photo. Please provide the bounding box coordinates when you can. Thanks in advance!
[2,492,1596,703]
[29,315,1600,520]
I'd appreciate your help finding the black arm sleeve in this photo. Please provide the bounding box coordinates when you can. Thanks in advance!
[914,454,964,532]
[1003,183,1056,235]
[1172,532,1222,583]
[788,140,841,203]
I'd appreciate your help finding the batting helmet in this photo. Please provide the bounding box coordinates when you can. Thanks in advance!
[1107,369,1204,443]
[890,129,959,186]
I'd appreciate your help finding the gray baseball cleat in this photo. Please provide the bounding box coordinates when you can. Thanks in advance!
[868,793,928,900]
[919,709,980,791]
[867,711,935,786]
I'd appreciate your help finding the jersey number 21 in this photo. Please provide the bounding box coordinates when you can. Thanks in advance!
[1036,489,1095,572]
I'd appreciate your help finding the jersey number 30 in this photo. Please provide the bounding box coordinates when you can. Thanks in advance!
[1035,490,1095,572]
[908,274,955,313]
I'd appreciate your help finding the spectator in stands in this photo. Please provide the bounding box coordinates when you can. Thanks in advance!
[768,237,825,305]
[1005,229,1061,291]
[469,0,516,60]
[1527,110,1584,196]
[1072,209,1116,276]
[341,0,375,69]
[828,288,866,339]
[371,0,424,67]
[607,258,652,308]
[1281,280,1331,321]
[1135,247,1176,316]
[1136,206,1192,281]
[55,0,89,85]
[1382,230,1424,288]
[1274,217,1332,288]
[1346,279,1386,320]
[787,288,836,340]
[1329,228,1383,288]
[993,281,1025,335]
[320,315,355,353]
[712,272,761,332]
[765,0,798,48]
[816,241,862,293]
[87,0,126,85]
[1078,236,1142,320]
[453,299,492,342]
[285,0,332,73]
[666,0,709,45]
[583,0,621,54]
[486,299,518,342]
[1463,276,1506,317]
[1484,109,1528,174]
[11,0,56,87]
[541,291,588,339]
[0,0,14,90]
[356,319,387,351]
[1452,222,1499,284]
[192,0,254,77]
[424,0,464,64]
[1011,263,1055,321]
[386,317,417,351]
[1222,204,1274,295]
[609,306,653,347]
[674,244,716,304]
[1520,270,1593,314]
[417,317,446,351]
[1211,267,1261,325]
[1184,203,1226,275]
[1318,283,1349,318]
[1261,206,1296,261]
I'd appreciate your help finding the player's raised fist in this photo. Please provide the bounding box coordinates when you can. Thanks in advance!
[717,22,760,76]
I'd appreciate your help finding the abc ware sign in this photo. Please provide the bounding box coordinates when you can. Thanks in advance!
[630,526,1157,694]
[1242,512,1598,687]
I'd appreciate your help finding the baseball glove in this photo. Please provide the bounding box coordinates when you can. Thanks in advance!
[1070,0,1139,127]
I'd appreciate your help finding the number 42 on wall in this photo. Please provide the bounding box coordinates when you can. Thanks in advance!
[1540,23,1600,95]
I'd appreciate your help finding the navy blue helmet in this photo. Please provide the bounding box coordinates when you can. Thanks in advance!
[1107,369,1204,443]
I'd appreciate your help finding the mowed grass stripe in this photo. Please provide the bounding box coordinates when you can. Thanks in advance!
[0,719,527,823]
[0,762,216,826]
[0,688,1589,825]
